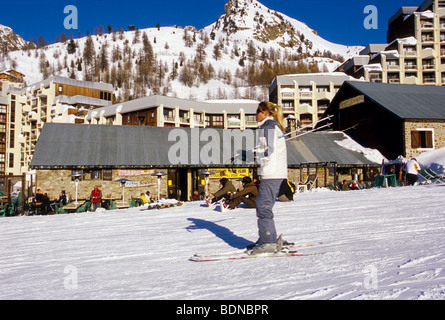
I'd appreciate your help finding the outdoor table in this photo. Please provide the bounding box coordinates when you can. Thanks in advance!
[63,201,86,213]
[116,201,129,209]
[374,174,397,188]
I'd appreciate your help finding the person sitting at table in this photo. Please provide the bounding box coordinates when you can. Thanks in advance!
[168,189,177,200]
[41,193,51,214]
[35,189,44,203]
[91,185,102,211]
[50,190,67,212]
[141,192,151,204]
[34,189,48,214]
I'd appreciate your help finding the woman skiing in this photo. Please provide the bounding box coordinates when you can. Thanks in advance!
[249,101,288,254]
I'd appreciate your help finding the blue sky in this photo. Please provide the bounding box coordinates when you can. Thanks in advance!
[0,0,422,46]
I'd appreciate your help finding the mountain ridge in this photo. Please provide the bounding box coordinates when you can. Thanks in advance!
[1,0,363,101]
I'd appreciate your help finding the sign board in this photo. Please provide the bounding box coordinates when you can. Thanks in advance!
[339,95,365,110]
[208,168,250,179]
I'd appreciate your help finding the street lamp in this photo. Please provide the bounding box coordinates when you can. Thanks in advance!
[151,171,167,202]
[68,171,85,204]
[199,170,214,198]
[115,178,131,205]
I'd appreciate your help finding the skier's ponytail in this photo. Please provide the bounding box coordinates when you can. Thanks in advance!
[257,101,285,132]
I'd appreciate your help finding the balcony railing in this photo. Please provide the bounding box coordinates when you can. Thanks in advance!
[404,50,417,56]
[422,64,435,70]
[299,91,313,98]
[387,64,400,70]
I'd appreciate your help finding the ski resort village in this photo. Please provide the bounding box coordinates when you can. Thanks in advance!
[1,0,445,302]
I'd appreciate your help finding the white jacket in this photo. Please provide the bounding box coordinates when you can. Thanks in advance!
[256,117,288,180]
[406,159,421,175]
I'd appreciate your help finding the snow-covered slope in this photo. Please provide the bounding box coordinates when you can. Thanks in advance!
[207,0,361,57]
[1,149,445,300]
[1,0,363,101]
[0,24,28,52]
[1,182,444,300]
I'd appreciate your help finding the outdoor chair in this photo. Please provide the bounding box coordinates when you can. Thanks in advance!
[84,201,91,212]
[297,174,318,192]
[418,168,445,184]
[0,204,9,217]
[56,204,67,214]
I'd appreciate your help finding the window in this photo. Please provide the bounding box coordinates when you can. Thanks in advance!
[9,153,13,168]
[100,91,112,101]
[103,169,112,181]
[9,130,14,148]
[210,115,224,127]
[86,170,102,180]
[282,100,294,111]
[411,129,434,149]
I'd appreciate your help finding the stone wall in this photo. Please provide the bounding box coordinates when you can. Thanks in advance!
[35,169,164,201]
[404,120,445,159]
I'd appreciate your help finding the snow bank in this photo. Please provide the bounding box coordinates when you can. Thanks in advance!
[333,132,386,164]
[417,147,445,175]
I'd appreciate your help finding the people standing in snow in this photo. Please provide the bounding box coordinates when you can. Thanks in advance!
[249,101,287,254]
[91,185,102,211]
[207,177,236,205]
[405,158,421,186]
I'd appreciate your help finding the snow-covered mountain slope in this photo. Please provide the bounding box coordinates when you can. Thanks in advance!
[207,0,361,57]
[0,24,28,52]
[1,0,363,101]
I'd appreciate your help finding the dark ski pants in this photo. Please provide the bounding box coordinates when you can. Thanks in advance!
[256,179,283,244]
[407,173,418,186]
[228,196,256,209]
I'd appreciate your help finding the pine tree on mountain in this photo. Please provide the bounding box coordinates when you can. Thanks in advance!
[213,43,221,60]
[83,36,96,67]
[67,38,76,54]
[99,42,109,72]
[179,63,194,87]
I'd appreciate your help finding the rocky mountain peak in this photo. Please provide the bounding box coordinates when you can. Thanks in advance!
[0,24,28,53]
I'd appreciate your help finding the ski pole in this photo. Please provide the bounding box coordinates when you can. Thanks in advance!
[285,123,332,141]
[279,115,333,139]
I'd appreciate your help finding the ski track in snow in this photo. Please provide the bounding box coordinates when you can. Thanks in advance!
[1,184,445,300]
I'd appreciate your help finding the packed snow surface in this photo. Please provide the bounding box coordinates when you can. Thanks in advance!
[1,183,445,300]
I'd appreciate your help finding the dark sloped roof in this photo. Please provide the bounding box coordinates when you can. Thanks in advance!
[30,123,380,168]
[287,132,377,166]
[344,81,445,120]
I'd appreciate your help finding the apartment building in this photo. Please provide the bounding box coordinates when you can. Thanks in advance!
[0,69,25,83]
[344,0,445,86]
[1,74,114,175]
[0,96,7,175]
[85,95,260,130]
[268,73,358,129]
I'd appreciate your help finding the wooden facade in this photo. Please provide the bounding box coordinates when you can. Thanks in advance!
[55,83,113,102]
